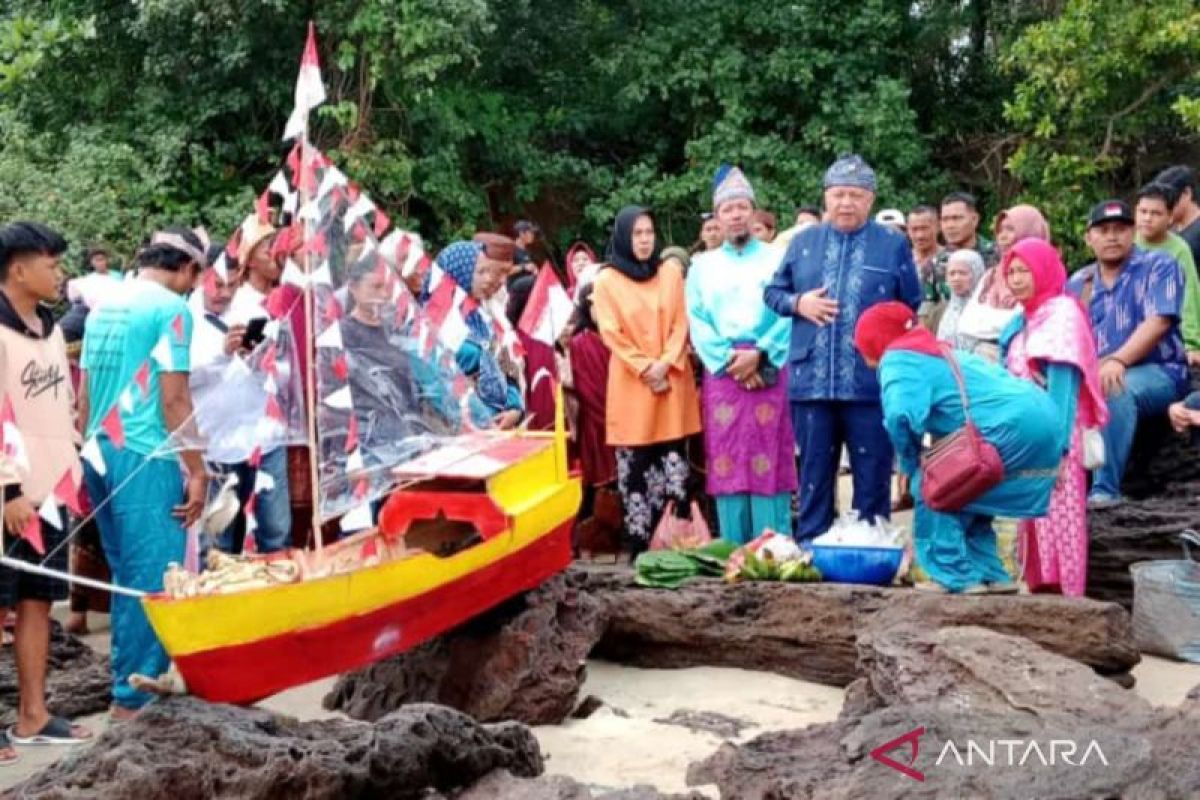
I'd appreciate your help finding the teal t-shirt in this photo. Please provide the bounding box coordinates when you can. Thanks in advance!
[81,279,193,457]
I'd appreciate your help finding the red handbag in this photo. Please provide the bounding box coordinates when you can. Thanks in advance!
[920,346,1005,512]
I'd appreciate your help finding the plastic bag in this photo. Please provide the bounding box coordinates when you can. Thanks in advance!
[812,510,904,549]
[649,501,713,551]
[1131,530,1200,662]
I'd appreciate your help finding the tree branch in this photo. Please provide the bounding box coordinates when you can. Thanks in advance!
[1099,73,1180,159]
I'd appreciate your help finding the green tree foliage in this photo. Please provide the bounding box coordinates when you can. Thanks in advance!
[1003,0,1200,263]
[0,0,1196,268]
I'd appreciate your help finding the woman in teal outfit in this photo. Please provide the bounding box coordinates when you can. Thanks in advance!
[854,302,1064,594]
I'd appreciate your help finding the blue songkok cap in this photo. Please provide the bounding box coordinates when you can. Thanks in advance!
[823,154,877,192]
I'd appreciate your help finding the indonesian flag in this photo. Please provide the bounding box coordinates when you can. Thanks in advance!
[518,264,575,346]
[436,288,471,353]
[282,22,327,141]
[423,269,457,330]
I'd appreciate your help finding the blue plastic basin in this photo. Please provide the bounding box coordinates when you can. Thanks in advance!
[810,545,903,586]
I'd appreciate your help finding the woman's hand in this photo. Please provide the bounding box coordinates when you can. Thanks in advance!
[726,350,761,382]
[641,361,669,386]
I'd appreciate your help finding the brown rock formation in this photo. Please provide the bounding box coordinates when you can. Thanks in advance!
[576,564,1140,686]
[689,626,1200,799]
[7,697,542,800]
[0,623,109,730]
[450,770,707,799]
[1089,417,1200,608]
[325,573,607,725]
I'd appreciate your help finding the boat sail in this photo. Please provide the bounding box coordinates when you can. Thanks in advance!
[135,23,581,704]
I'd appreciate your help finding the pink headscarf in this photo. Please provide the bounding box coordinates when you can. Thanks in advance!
[995,205,1051,248]
[981,204,1052,308]
[1002,239,1109,429]
[1000,238,1065,318]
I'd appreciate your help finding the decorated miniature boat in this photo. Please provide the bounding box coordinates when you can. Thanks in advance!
[137,25,581,704]
[143,425,578,704]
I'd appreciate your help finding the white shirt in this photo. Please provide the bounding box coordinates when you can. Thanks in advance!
[189,305,288,464]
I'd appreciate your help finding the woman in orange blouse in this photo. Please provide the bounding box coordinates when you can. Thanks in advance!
[592,206,702,552]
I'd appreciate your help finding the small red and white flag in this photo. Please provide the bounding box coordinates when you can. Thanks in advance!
[282,22,327,141]
[518,264,575,346]
[100,406,126,449]
[80,436,106,477]
[53,469,83,516]
[20,515,44,555]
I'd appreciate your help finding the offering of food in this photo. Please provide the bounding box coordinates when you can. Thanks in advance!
[724,531,822,583]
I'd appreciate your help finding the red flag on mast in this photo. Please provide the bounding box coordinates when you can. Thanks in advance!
[282,22,327,141]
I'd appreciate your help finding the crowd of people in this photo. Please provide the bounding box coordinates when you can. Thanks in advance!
[3,153,1200,763]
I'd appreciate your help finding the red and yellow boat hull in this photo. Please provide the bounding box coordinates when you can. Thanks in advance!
[142,431,580,705]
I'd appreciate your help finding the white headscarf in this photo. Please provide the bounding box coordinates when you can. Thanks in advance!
[936,249,986,349]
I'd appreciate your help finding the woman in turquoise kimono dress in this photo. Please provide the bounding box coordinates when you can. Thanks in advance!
[854,302,1065,594]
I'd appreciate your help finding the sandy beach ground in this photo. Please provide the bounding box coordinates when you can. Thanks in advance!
[1,606,1197,795]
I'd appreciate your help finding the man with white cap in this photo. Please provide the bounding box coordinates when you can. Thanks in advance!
[686,165,796,544]
[765,154,921,542]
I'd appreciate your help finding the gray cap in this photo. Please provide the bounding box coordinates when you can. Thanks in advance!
[823,154,877,192]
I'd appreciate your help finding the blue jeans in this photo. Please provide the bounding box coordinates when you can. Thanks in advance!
[206,446,291,554]
[1093,364,1182,497]
[83,439,186,710]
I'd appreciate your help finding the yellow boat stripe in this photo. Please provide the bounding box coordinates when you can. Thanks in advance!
[143,479,580,656]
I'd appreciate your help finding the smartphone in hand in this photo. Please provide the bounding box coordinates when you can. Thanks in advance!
[242,317,268,350]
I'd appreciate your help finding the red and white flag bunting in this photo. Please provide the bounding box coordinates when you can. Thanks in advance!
[318,166,348,199]
[343,195,376,232]
[311,263,333,287]
[316,320,343,349]
[280,259,307,288]
[340,502,373,533]
[37,496,61,531]
[323,385,353,410]
[53,469,82,516]
[20,516,44,555]
[268,170,291,197]
[151,335,173,371]
[80,437,106,476]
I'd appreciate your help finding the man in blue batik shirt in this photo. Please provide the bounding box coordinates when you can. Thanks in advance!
[1067,199,1189,509]
[764,154,922,542]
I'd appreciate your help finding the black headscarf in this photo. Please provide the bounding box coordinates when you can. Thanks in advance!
[605,205,662,283]
[506,273,536,328]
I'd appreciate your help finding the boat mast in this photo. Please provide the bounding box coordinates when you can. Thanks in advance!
[294,21,324,552]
